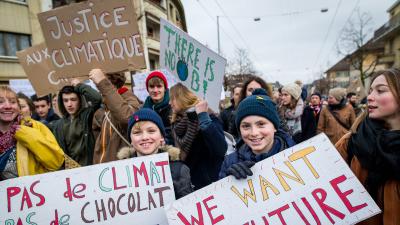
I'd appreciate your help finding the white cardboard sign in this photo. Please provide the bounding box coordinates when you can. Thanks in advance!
[165,134,381,225]
[1,153,174,225]
[160,18,227,112]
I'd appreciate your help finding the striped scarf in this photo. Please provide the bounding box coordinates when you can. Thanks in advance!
[172,113,199,160]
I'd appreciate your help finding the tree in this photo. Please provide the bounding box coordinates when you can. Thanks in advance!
[337,9,379,87]
[227,48,257,76]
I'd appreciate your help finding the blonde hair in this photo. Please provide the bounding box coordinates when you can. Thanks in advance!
[0,86,18,101]
[169,83,200,123]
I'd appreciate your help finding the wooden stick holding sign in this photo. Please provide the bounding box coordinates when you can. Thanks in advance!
[38,0,146,78]
[165,134,381,225]
[160,18,227,112]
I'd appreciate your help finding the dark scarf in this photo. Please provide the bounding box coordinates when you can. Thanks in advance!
[328,98,346,111]
[172,112,199,160]
[0,115,21,154]
[348,117,400,198]
[143,89,170,111]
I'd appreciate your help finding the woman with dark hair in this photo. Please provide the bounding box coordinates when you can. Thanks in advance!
[169,83,227,190]
[17,92,34,118]
[335,68,400,224]
[239,75,273,103]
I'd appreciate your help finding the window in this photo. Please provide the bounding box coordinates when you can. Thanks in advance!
[147,27,154,38]
[0,32,31,57]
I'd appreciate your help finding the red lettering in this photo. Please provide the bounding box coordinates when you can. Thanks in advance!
[133,162,149,187]
[301,197,321,225]
[268,204,289,225]
[312,188,345,224]
[156,160,169,183]
[330,175,368,213]
[7,186,21,212]
[50,209,59,225]
[112,167,127,190]
[202,195,225,224]
[30,180,45,207]
[177,202,204,225]
[292,201,310,225]
[20,188,33,211]
[63,177,86,201]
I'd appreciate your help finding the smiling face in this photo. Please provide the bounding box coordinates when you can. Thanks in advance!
[130,121,164,156]
[0,90,20,124]
[239,115,276,154]
[367,75,400,122]
[18,98,32,117]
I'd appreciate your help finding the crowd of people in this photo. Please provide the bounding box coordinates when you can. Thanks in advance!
[0,68,399,224]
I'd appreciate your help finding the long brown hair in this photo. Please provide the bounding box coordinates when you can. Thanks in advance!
[370,68,400,107]
[239,75,272,103]
[169,83,200,123]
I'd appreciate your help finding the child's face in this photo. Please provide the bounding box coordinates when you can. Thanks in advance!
[240,115,276,154]
[130,121,164,156]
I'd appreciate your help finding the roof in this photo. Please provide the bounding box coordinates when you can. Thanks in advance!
[387,0,400,13]
[325,57,350,73]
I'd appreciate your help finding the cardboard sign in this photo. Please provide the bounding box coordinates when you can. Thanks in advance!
[160,18,227,112]
[165,134,381,225]
[0,153,175,225]
[38,0,146,78]
[16,43,85,97]
[132,69,178,102]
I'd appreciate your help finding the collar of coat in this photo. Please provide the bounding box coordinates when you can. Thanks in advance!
[117,145,181,161]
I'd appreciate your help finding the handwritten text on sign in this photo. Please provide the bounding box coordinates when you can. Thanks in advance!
[160,18,226,112]
[0,153,174,225]
[165,134,381,225]
[38,0,146,78]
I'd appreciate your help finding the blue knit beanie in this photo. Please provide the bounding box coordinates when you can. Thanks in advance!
[235,88,280,129]
[127,108,166,142]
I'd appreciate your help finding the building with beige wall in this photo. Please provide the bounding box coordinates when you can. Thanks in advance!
[0,0,187,84]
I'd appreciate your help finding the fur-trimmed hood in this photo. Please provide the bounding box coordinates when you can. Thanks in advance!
[117,145,181,161]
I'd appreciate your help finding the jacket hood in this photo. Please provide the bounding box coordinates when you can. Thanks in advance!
[117,145,181,161]
[58,89,87,118]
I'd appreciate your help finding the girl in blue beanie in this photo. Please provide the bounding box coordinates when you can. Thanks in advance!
[219,89,296,179]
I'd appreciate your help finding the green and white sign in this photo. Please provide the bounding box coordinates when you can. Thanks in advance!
[160,18,227,112]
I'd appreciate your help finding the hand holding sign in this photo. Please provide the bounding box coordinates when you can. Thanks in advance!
[195,99,208,114]
[89,68,106,85]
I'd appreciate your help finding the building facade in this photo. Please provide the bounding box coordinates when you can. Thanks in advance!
[0,0,187,84]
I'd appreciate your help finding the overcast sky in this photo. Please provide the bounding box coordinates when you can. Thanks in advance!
[181,0,395,85]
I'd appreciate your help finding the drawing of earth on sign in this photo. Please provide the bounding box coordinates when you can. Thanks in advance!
[176,58,188,81]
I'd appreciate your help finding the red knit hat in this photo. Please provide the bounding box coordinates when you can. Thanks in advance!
[146,71,168,90]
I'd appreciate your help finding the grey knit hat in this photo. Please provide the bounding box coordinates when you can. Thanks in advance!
[329,88,347,101]
[282,83,302,100]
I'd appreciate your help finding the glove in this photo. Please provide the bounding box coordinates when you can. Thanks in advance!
[226,161,255,179]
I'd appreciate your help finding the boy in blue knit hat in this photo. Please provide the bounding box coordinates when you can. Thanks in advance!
[117,108,192,198]
[219,89,295,179]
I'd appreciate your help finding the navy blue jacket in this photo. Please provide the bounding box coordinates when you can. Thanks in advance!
[183,112,227,190]
[219,130,295,179]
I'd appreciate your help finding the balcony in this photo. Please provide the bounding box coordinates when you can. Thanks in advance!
[375,13,400,41]
[378,53,395,64]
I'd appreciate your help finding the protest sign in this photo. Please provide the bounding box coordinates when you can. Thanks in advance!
[38,0,146,78]
[0,153,175,225]
[132,69,178,102]
[160,18,227,112]
[9,79,35,97]
[165,134,381,225]
[16,43,86,97]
